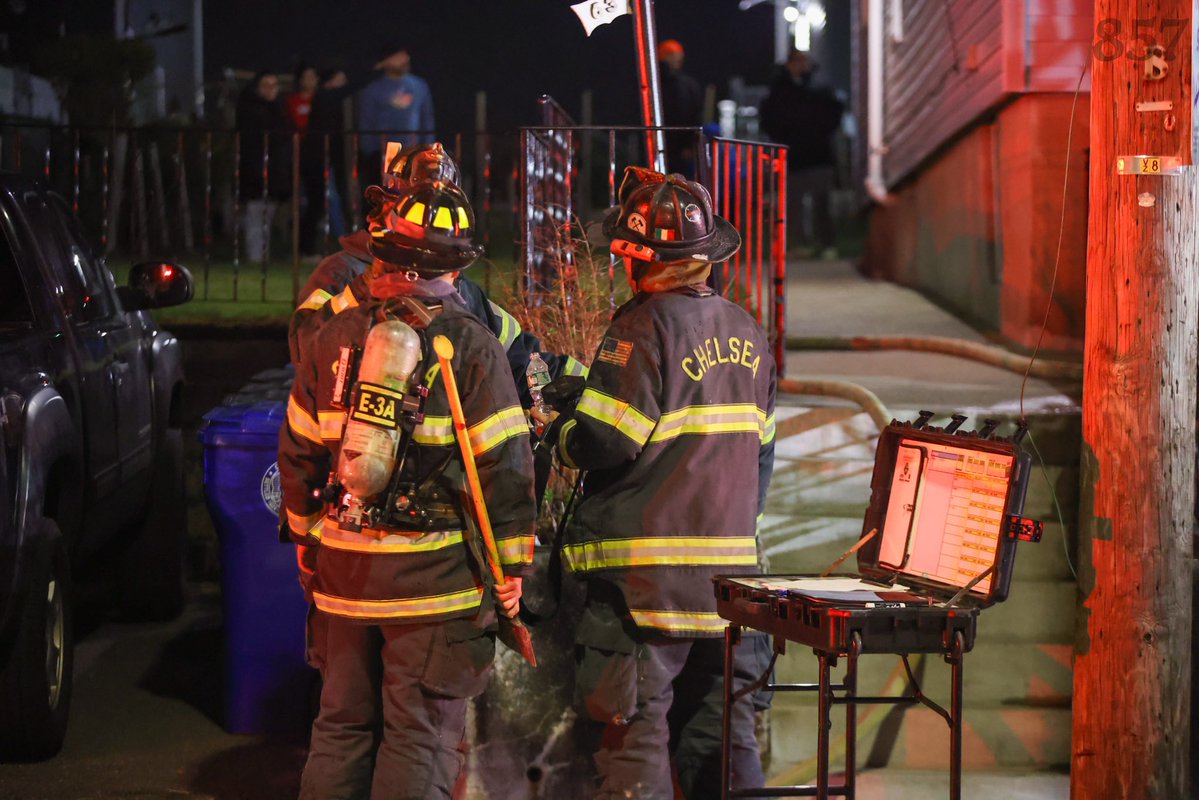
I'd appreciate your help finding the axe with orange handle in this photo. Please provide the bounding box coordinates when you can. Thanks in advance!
[432,335,538,667]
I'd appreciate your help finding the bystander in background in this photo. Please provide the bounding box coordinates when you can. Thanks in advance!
[658,39,704,178]
[307,68,352,245]
[292,63,351,255]
[760,50,844,259]
[357,47,435,195]
[236,70,293,262]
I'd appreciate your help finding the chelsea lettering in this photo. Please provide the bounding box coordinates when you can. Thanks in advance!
[681,336,760,381]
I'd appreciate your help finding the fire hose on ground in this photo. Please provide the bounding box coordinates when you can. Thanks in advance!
[785,335,1084,382]
[776,335,1082,433]
[777,378,893,433]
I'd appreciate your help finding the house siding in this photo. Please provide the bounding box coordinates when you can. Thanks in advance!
[865,0,1092,351]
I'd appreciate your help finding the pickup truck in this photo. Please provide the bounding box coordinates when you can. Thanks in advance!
[0,175,193,761]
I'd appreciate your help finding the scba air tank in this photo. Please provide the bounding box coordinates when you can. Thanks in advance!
[337,320,422,499]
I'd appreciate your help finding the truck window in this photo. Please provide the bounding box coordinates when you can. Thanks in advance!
[18,191,110,324]
[0,224,34,326]
[46,194,116,322]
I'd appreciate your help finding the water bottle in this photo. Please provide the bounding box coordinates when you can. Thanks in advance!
[526,352,552,419]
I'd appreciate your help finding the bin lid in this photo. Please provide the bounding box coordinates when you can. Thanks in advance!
[198,400,288,447]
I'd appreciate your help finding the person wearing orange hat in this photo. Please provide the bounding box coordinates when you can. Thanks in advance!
[657,39,704,178]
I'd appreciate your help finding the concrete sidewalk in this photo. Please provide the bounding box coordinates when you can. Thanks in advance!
[782,259,1080,416]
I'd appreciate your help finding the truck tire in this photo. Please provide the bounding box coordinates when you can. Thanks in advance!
[0,519,73,762]
[119,427,186,621]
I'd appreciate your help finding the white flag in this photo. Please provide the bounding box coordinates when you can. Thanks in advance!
[571,0,631,37]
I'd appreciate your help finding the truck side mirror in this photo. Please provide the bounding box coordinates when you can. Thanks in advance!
[118,262,194,310]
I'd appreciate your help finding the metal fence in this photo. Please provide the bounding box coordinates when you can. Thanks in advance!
[0,122,508,303]
[517,117,788,374]
[0,117,786,372]
[708,137,788,375]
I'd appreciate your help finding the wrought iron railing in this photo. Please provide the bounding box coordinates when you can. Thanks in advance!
[0,115,786,373]
[516,114,787,373]
[0,122,504,303]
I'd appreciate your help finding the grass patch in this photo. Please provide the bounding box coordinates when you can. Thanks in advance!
[121,252,527,328]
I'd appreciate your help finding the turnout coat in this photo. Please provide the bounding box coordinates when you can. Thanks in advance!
[279,289,537,624]
[559,285,776,637]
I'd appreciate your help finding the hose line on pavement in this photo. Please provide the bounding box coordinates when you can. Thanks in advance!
[777,378,892,433]
[785,335,1083,382]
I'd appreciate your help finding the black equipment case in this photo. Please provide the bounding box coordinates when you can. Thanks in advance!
[715,414,1043,655]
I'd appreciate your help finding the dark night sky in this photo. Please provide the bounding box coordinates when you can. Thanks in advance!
[200,0,780,135]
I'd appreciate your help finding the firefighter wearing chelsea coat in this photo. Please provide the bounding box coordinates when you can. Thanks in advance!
[553,167,776,799]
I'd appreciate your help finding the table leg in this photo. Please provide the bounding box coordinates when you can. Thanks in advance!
[722,624,740,800]
[817,651,832,800]
[949,630,964,800]
[846,635,860,799]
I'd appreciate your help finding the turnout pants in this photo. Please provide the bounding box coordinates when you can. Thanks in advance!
[299,611,495,800]
[788,165,836,251]
[575,602,765,800]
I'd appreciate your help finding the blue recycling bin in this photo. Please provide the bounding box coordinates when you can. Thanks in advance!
[199,395,315,735]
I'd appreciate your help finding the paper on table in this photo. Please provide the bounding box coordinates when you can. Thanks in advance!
[731,576,889,593]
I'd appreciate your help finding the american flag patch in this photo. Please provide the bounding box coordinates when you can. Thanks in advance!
[597,336,634,367]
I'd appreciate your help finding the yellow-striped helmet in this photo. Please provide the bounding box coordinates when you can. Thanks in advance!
[365,180,483,274]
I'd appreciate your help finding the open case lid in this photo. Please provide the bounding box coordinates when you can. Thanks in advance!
[855,414,1039,608]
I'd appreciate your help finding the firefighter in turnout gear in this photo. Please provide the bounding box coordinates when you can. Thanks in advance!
[279,175,536,799]
[552,167,776,799]
[290,141,586,403]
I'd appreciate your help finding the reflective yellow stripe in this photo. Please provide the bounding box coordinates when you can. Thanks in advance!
[318,410,347,440]
[649,404,762,443]
[762,412,775,445]
[576,388,655,447]
[629,609,728,634]
[330,286,359,315]
[312,586,484,620]
[562,356,589,377]
[298,288,332,312]
[414,415,454,446]
[558,418,579,470]
[468,406,528,456]
[404,201,427,225]
[563,536,759,572]
[320,526,465,555]
[287,396,322,444]
[488,301,523,348]
[286,508,324,536]
[497,535,534,566]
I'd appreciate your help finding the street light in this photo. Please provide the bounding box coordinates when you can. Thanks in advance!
[806,2,826,29]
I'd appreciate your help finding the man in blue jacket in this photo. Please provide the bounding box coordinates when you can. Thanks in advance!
[358,48,435,190]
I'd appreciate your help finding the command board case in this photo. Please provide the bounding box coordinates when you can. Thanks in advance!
[714,415,1043,799]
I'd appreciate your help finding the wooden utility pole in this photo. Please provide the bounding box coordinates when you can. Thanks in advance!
[1073,2,1197,798]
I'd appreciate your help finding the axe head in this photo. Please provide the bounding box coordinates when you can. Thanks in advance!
[499,614,538,667]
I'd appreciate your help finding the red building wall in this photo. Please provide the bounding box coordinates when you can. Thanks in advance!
[882,0,1010,184]
[865,0,1093,352]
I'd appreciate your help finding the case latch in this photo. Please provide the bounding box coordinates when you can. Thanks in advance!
[1004,515,1043,543]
